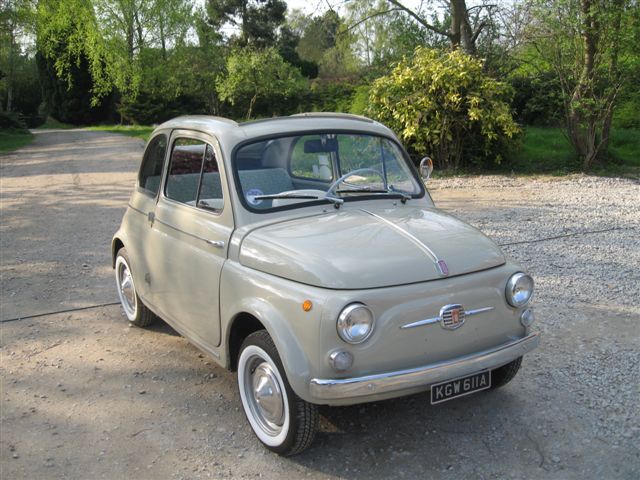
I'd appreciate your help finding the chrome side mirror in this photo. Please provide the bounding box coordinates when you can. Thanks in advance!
[419,157,433,183]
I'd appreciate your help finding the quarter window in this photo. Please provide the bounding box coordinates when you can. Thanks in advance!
[138,134,167,194]
[165,138,224,212]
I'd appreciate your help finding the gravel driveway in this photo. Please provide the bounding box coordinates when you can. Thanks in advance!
[1,130,638,479]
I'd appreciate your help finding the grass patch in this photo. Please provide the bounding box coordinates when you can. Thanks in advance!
[506,127,580,174]
[0,131,34,153]
[37,117,76,129]
[87,125,153,141]
[506,127,639,178]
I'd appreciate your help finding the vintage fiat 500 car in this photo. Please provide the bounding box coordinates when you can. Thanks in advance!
[112,113,539,455]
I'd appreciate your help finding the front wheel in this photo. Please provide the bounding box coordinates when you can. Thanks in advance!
[237,330,318,456]
[491,356,522,389]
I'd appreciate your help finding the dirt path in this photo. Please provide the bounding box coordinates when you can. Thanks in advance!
[1,131,638,479]
[1,129,143,321]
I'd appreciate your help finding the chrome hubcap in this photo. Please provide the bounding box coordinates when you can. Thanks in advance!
[116,259,136,319]
[244,358,284,435]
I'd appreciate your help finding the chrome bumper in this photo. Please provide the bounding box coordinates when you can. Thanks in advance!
[310,332,540,400]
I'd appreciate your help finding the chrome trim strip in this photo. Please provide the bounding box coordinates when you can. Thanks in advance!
[466,306,495,316]
[401,316,440,329]
[309,332,540,400]
[359,209,442,268]
[400,306,494,329]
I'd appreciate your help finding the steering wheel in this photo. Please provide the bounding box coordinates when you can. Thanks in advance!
[325,168,387,199]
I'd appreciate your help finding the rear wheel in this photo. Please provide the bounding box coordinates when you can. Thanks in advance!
[114,248,155,327]
[491,356,522,389]
[237,330,318,456]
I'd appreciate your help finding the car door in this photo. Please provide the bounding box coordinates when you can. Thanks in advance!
[127,131,169,303]
[146,130,233,348]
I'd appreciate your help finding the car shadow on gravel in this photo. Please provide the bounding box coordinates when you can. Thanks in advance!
[290,386,544,478]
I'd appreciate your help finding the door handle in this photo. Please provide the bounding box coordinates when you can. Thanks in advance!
[147,211,155,224]
[206,239,225,248]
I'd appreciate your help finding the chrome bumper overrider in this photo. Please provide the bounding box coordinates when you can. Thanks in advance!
[310,332,540,400]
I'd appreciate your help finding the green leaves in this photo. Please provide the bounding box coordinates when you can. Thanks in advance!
[367,48,520,169]
[217,48,308,118]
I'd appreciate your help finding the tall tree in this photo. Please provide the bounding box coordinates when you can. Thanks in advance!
[36,0,114,122]
[526,0,634,168]
[0,0,35,112]
[374,0,495,54]
[217,47,307,118]
[206,0,287,48]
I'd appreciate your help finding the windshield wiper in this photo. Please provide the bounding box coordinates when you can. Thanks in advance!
[387,185,412,203]
[336,187,389,194]
[254,194,320,200]
[254,192,344,208]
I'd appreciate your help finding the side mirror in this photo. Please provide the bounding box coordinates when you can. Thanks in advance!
[419,157,433,183]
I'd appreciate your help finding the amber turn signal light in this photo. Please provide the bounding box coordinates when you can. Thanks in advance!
[302,300,313,312]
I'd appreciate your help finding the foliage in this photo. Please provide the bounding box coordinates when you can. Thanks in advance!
[217,48,308,119]
[1,0,36,113]
[0,131,33,153]
[367,48,520,169]
[206,0,286,48]
[36,50,114,125]
[509,72,564,126]
[525,0,636,168]
[614,93,640,129]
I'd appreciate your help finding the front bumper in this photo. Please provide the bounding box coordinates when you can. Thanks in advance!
[310,332,540,401]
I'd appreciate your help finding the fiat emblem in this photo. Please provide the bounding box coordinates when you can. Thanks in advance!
[440,304,466,330]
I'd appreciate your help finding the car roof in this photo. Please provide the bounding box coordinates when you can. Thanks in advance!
[154,113,398,145]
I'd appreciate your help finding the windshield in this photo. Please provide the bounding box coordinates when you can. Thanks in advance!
[234,133,422,211]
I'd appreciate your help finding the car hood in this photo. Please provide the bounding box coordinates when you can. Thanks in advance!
[238,206,505,289]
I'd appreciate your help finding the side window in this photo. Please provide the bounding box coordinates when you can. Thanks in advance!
[165,138,224,212]
[139,134,167,194]
[290,135,334,181]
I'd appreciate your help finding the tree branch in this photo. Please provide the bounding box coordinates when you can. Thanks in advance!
[386,0,452,38]
[470,21,487,44]
[347,8,404,32]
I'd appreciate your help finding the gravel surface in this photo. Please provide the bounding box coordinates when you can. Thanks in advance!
[1,132,639,479]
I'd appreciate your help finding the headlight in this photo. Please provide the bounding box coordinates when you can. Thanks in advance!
[337,303,375,344]
[506,272,534,307]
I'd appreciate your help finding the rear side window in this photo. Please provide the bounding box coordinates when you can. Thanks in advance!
[139,134,167,194]
[165,138,224,212]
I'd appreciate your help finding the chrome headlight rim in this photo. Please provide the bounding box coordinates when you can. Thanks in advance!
[336,303,375,344]
[506,272,534,307]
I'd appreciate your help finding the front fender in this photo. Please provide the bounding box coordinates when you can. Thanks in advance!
[220,261,328,403]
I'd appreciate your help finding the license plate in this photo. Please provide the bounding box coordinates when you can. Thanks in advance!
[430,370,491,405]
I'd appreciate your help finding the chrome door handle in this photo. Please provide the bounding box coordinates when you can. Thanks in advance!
[206,240,225,248]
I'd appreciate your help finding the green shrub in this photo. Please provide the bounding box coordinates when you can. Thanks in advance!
[367,48,520,170]
[509,73,564,126]
[0,111,29,133]
[613,93,640,129]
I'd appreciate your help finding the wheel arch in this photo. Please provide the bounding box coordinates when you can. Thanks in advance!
[111,237,125,268]
[227,312,266,372]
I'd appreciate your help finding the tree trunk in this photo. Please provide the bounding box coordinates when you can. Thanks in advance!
[159,17,167,60]
[450,0,476,55]
[567,0,599,169]
[7,24,16,112]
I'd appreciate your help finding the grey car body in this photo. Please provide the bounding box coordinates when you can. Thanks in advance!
[112,113,539,455]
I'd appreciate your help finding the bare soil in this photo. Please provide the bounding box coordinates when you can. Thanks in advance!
[1,130,638,479]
